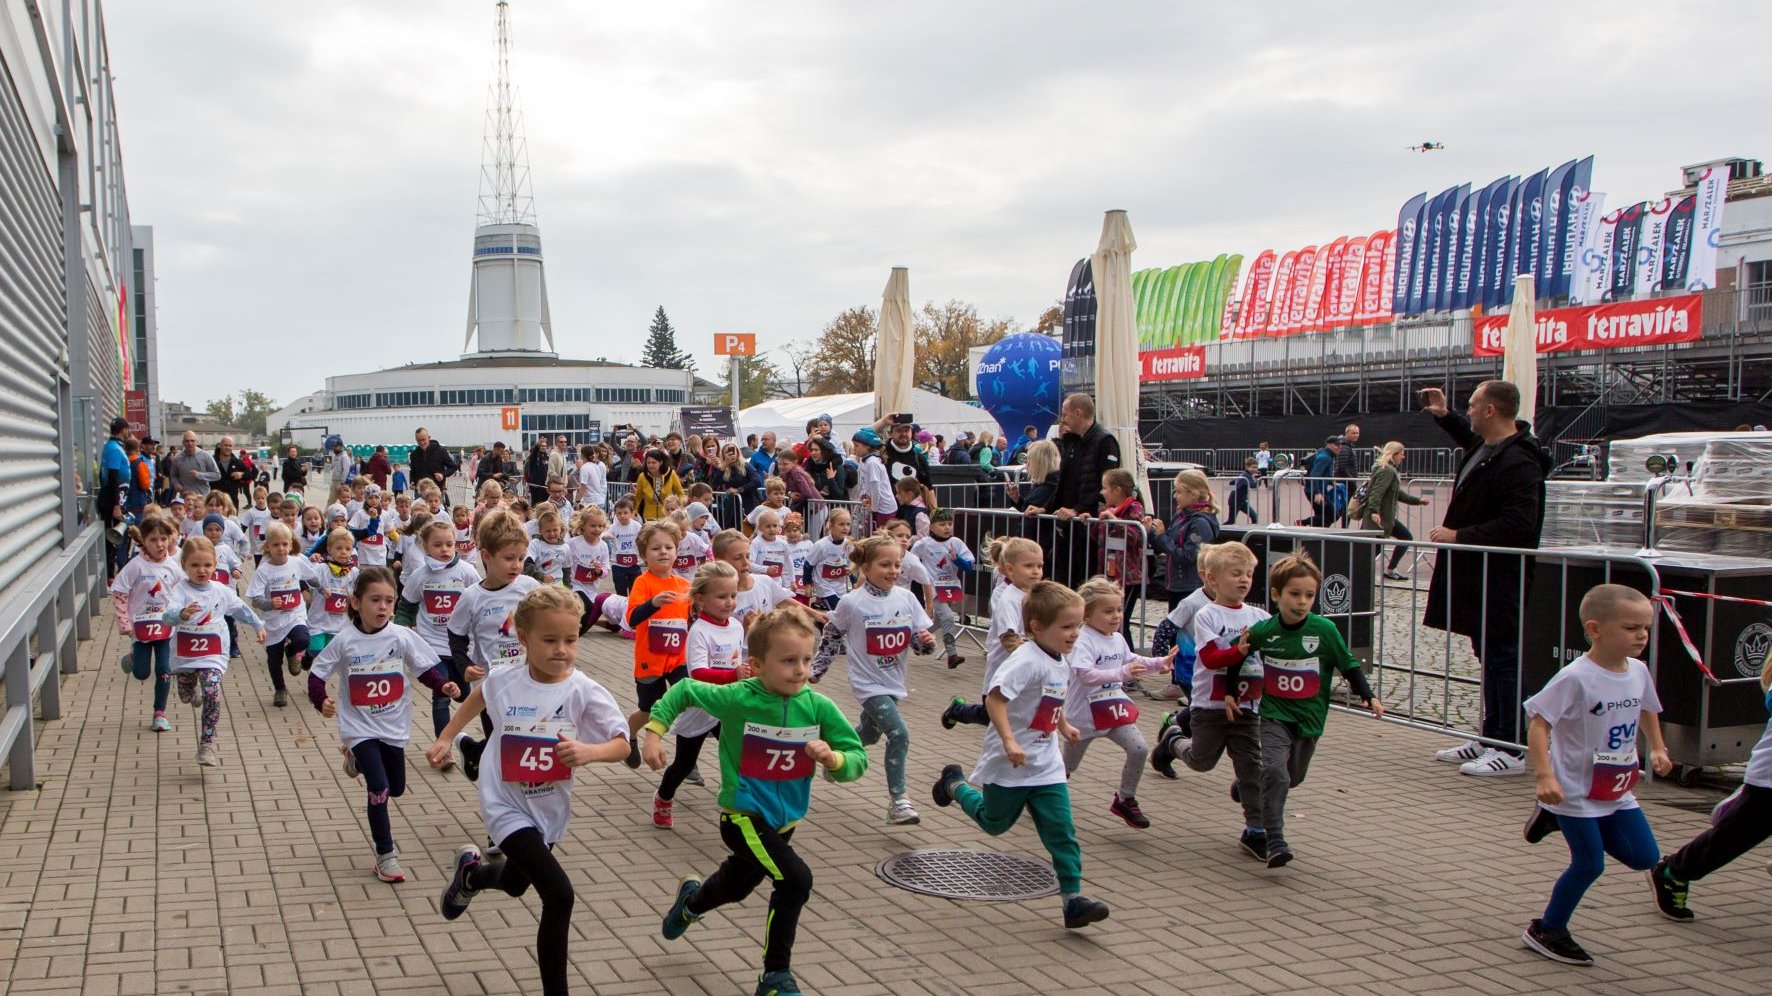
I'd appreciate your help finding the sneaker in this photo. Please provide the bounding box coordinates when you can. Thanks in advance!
[119,653,133,676]
[150,713,172,733]
[940,696,966,730]
[1460,749,1526,777]
[195,743,220,767]
[1151,714,1182,780]
[1238,830,1268,861]
[1382,570,1409,582]
[754,970,802,996]
[661,876,701,940]
[272,689,288,708]
[455,733,482,782]
[1109,793,1150,829]
[1648,860,1695,922]
[620,629,636,640]
[1155,683,1186,701]
[932,763,964,808]
[652,796,674,829]
[343,750,360,779]
[286,653,303,676]
[1061,895,1111,929]
[374,850,405,883]
[684,766,704,787]
[946,653,965,669]
[1524,804,1561,844]
[625,740,643,769]
[1266,843,1294,868]
[439,845,482,920]
[1435,739,1486,764]
[1521,918,1593,966]
[889,799,922,825]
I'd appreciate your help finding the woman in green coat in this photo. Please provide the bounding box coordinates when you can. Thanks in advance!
[1359,441,1427,581]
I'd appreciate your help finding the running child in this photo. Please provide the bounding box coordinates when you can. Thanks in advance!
[623,520,691,767]
[670,508,712,582]
[430,586,630,996]
[745,479,790,534]
[162,536,267,767]
[402,519,482,736]
[1519,584,1670,966]
[525,507,570,586]
[240,487,274,565]
[171,495,198,543]
[880,519,935,622]
[309,566,460,882]
[200,514,246,659]
[1238,552,1382,867]
[347,487,392,567]
[245,522,315,707]
[202,492,249,561]
[299,504,326,551]
[565,506,617,632]
[451,503,477,564]
[607,498,643,596]
[648,606,867,996]
[931,581,1111,930]
[446,511,542,752]
[306,527,360,659]
[652,561,746,829]
[110,512,183,732]
[800,506,853,611]
[715,530,796,628]
[1065,577,1175,830]
[1146,469,1220,699]
[891,477,929,538]
[810,534,936,824]
[910,507,975,668]
[942,536,1042,730]
[783,513,812,597]
[748,508,792,584]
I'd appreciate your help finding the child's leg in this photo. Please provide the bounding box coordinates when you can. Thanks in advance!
[226,617,240,657]
[151,641,172,711]
[1106,724,1148,799]
[1224,716,1265,829]
[263,638,289,693]
[1060,736,1091,778]
[131,640,154,681]
[1175,708,1227,773]
[657,732,710,801]
[1542,816,1605,930]
[1288,732,1318,788]
[861,696,909,800]
[1667,784,1772,882]
[688,814,814,974]
[476,827,574,996]
[1258,719,1297,849]
[932,602,959,655]
[953,782,1031,835]
[176,670,197,705]
[1150,618,1177,658]
[1024,783,1084,895]
[351,740,396,856]
[1119,586,1140,649]
[1596,807,1659,872]
[198,671,223,745]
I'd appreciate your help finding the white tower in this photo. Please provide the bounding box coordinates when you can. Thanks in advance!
[465,1,555,356]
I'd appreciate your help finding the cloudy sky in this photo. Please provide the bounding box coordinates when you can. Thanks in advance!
[109,0,1766,408]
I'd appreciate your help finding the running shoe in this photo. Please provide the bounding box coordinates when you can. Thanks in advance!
[1382,570,1409,582]
[454,733,483,781]
[1434,739,1485,764]
[946,653,965,670]
[1238,829,1268,861]
[119,653,133,676]
[684,766,704,786]
[150,713,172,733]
[1061,895,1111,929]
[374,851,405,883]
[931,763,964,808]
[888,799,921,826]
[440,845,481,920]
[652,796,674,829]
[1155,683,1186,701]
[625,740,643,769]
[343,749,359,779]
[661,876,701,940]
[1647,860,1694,922]
[1109,793,1150,829]
[272,689,288,708]
[754,970,801,996]
[1521,918,1592,966]
[1266,843,1294,869]
[286,653,303,676]
[1150,713,1181,779]
[940,696,967,730]
[1524,803,1561,844]
[195,743,220,767]
[1460,749,1526,777]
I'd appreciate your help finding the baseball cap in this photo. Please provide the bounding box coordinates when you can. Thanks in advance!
[1326,435,1344,445]
[169,495,186,506]
[326,503,348,522]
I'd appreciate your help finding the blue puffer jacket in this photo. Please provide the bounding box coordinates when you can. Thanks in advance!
[1151,508,1221,595]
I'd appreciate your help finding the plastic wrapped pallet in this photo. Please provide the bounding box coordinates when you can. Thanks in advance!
[1607,432,1729,482]
[1542,481,1647,549]
[1692,434,1772,499]
[1656,496,1772,559]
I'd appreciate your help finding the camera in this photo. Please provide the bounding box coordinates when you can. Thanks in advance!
[892,413,914,425]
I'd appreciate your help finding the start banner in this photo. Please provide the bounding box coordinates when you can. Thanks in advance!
[1140,345,1206,381]
[1473,294,1702,357]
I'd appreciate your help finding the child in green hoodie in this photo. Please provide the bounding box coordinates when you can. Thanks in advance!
[646,604,867,996]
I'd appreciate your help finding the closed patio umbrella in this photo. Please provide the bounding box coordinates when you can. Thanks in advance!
[874,267,915,421]
[1502,274,1538,428]
[1091,210,1151,501]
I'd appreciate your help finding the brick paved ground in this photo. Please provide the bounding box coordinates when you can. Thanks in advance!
[3,599,1770,995]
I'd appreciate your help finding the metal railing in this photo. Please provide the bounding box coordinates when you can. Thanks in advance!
[1,523,105,789]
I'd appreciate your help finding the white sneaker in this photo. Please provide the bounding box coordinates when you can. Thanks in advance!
[1435,740,1486,764]
[1460,749,1526,777]
[888,799,921,825]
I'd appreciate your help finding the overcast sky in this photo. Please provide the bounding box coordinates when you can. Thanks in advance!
[110,0,1767,408]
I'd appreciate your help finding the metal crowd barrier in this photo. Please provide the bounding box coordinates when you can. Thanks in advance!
[1146,446,1461,479]
[1,523,105,789]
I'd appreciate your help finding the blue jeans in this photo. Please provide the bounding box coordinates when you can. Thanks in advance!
[858,695,910,800]
[132,639,172,712]
[1542,807,1659,930]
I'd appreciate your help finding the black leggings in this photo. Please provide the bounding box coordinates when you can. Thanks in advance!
[1668,784,1772,882]
[688,814,811,974]
[657,728,713,801]
[1385,520,1413,570]
[264,626,310,693]
[469,827,574,996]
[349,739,406,856]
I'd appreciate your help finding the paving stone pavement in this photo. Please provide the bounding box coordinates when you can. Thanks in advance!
[3,597,1771,996]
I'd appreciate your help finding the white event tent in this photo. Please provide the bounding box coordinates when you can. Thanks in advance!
[739,390,996,446]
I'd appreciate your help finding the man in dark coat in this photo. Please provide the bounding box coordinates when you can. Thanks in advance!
[409,428,458,506]
[1051,392,1122,587]
[1419,381,1551,776]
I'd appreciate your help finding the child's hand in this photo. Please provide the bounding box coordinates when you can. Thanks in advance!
[806,739,838,770]
[1145,516,1165,535]
[1364,698,1385,720]
[1235,630,1252,654]
[641,734,668,771]
[1224,696,1242,720]
[1058,721,1082,745]
[1001,632,1023,653]
[553,734,591,767]
[441,681,461,699]
[1128,662,1151,679]
[181,603,201,620]
[1004,737,1027,768]
[309,553,324,563]
[425,738,453,769]
[1649,748,1672,777]
[464,664,486,682]
[737,661,758,680]
[1535,773,1565,806]
[321,697,337,718]
[652,591,683,607]
[255,629,267,645]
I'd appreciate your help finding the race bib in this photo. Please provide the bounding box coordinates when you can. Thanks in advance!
[648,618,687,656]
[175,629,224,658]
[1264,658,1321,700]
[1589,749,1640,802]
[1088,685,1138,728]
[672,554,696,572]
[1210,667,1264,704]
[253,524,264,538]
[214,568,231,586]
[865,625,911,659]
[614,553,639,568]
[423,588,462,616]
[572,562,603,585]
[738,723,818,781]
[347,658,405,708]
[133,619,170,641]
[269,588,302,612]
[500,720,574,784]
[935,584,962,604]
[324,592,349,614]
[1029,684,1066,733]
[819,563,848,580]
[362,533,383,547]
[762,561,784,578]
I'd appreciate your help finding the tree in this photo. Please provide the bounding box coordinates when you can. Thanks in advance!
[805,307,877,394]
[714,355,781,409]
[238,389,278,437]
[641,306,695,372]
[914,298,1013,400]
[1033,302,1063,335]
[774,341,817,398]
[205,396,236,426]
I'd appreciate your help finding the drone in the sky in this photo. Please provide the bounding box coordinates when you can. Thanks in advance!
[1408,141,1445,153]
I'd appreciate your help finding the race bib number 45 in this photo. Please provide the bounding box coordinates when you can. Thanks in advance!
[500,721,575,784]
[738,723,818,781]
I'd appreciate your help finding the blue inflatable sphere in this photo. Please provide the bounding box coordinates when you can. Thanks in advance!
[975,333,1063,441]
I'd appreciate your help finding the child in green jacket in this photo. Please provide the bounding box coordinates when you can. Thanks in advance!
[645,604,867,996]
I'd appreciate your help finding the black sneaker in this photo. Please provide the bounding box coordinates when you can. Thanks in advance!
[1238,830,1268,861]
[1265,843,1294,868]
[932,764,964,808]
[439,845,481,920]
[661,876,702,940]
[1062,895,1111,929]
[1151,713,1180,779]
[1648,860,1695,922]
[1524,803,1561,844]
[1522,918,1593,966]
[1109,793,1150,829]
[454,733,484,782]
[940,696,966,730]
[625,740,643,769]
[755,970,802,996]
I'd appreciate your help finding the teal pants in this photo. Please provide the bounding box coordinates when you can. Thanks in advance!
[953,781,1083,894]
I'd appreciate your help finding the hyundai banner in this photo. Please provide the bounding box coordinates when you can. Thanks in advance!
[1393,192,1426,317]
[1473,294,1703,356]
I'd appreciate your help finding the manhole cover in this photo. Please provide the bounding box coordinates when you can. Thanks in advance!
[875,849,1057,901]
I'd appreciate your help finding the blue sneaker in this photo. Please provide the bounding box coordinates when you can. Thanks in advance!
[931,764,964,808]
[661,876,701,940]
[755,970,802,996]
[439,845,481,920]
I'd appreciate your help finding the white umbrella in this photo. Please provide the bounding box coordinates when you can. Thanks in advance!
[1501,273,1537,428]
[874,267,915,421]
[1091,210,1151,501]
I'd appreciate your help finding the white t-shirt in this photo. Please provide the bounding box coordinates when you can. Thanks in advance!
[306,561,360,634]
[247,556,316,644]
[829,585,932,703]
[735,577,794,627]
[523,519,541,540]
[109,554,184,643]
[1066,626,1141,738]
[787,540,813,582]
[746,502,791,529]
[911,535,974,590]
[1165,587,1212,634]
[983,583,1027,688]
[856,454,896,515]
[349,509,391,566]
[1745,711,1772,790]
[401,558,483,657]
[971,641,1069,788]
[565,536,611,598]
[1190,601,1269,713]
[896,551,933,591]
[672,531,711,582]
[239,507,274,555]
[674,615,748,738]
[804,537,852,600]
[578,460,607,508]
[163,580,258,674]
[1524,655,1663,818]
[178,516,202,544]
[607,518,642,569]
[311,623,446,748]
[453,522,477,561]
[750,537,793,582]
[210,543,244,590]
[527,537,571,584]
[477,665,629,845]
[221,518,249,560]
[447,577,542,670]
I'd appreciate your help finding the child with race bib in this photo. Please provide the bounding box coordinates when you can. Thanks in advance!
[653,562,746,828]
[1519,584,1670,966]
[714,530,796,628]
[306,527,360,659]
[446,512,541,766]
[403,519,483,737]
[200,514,246,660]
[565,505,616,633]
[310,566,460,883]
[431,586,631,996]
[910,507,975,669]
[623,520,692,768]
[942,536,1042,730]
[607,498,643,595]
[246,521,316,708]
[1064,578,1175,830]
[525,507,570,586]
[748,507,793,585]
[161,536,266,767]
[783,512,812,600]
[932,581,1111,930]
[649,606,867,996]
[800,506,854,611]
[110,512,184,732]
[811,534,936,825]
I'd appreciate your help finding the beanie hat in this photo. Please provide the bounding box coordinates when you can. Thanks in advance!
[685,502,711,523]
[852,427,882,448]
[201,514,226,533]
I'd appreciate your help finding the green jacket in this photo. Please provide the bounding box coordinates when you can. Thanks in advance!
[1359,462,1424,534]
[646,678,866,830]
[1244,613,1371,738]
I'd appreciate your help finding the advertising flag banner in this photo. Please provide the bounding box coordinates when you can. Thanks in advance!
[1357,229,1394,325]
[1551,156,1594,297]
[1131,255,1243,348]
[1538,159,1575,292]
[1634,199,1674,296]
[1473,294,1703,356]
[1267,251,1298,337]
[1659,195,1696,292]
[1483,176,1518,311]
[1454,187,1480,310]
[1687,166,1728,291]
[1394,193,1427,317]
[1572,198,1615,306]
[1306,237,1345,331]
[1334,235,1366,327]
[1609,202,1645,300]
[1284,246,1318,334]
[1422,187,1455,313]
[1516,169,1548,280]
[1235,250,1274,338]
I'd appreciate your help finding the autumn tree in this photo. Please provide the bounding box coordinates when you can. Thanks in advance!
[205,396,236,426]
[715,355,781,409]
[1033,302,1063,335]
[805,307,877,394]
[914,299,1013,400]
[237,389,279,437]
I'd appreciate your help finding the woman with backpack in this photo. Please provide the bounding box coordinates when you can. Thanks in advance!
[1356,441,1427,582]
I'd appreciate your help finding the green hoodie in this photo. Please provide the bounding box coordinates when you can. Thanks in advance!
[646,677,866,830]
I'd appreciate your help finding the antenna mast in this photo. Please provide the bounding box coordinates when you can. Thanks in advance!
[478,1,535,225]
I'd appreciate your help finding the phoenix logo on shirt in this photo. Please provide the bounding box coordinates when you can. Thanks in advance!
[148,579,164,597]
[193,610,213,627]
[499,613,516,639]
[1589,701,1606,716]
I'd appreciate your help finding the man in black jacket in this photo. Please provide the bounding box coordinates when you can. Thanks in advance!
[409,427,459,506]
[1051,392,1122,586]
[1419,381,1551,778]
[476,441,516,492]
